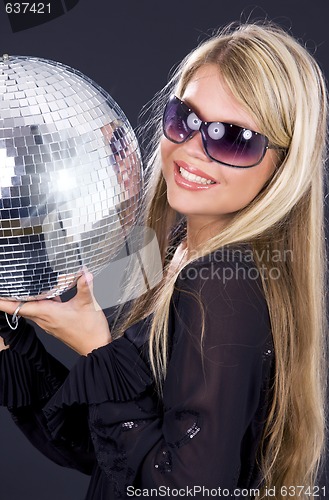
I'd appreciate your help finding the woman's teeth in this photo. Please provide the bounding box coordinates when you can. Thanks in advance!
[179,166,216,185]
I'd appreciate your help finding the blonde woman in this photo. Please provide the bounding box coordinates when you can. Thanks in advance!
[0,22,327,499]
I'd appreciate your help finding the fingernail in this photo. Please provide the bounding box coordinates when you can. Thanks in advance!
[84,273,93,284]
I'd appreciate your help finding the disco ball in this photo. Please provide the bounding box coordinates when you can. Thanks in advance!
[0,54,143,300]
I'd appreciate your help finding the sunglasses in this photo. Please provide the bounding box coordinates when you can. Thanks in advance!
[163,95,279,168]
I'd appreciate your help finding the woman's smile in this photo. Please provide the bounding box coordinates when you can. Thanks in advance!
[174,160,219,190]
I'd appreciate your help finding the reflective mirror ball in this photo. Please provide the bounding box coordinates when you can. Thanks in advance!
[0,55,143,300]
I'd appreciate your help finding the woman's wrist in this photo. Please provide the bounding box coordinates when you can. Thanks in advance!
[0,313,27,347]
[79,334,112,356]
[69,329,112,357]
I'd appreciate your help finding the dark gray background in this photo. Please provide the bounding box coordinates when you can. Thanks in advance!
[0,1,328,499]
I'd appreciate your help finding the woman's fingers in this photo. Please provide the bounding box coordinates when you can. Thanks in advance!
[76,273,101,311]
[51,296,62,303]
[0,297,56,326]
[0,336,10,351]
[0,273,98,324]
[0,299,26,317]
[0,272,109,355]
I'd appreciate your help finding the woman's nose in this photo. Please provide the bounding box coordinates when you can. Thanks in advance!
[182,131,211,162]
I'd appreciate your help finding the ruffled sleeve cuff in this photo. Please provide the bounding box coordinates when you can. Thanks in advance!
[42,336,153,440]
[0,323,69,409]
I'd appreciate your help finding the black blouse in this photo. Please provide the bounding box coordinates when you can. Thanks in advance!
[0,247,274,499]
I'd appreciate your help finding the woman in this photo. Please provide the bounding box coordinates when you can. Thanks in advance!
[0,22,327,499]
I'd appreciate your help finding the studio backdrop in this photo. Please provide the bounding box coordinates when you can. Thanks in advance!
[0,1,328,499]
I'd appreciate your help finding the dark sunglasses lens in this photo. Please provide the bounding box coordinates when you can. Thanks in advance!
[205,123,267,167]
[163,97,191,143]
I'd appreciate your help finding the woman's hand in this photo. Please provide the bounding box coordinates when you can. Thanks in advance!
[0,336,9,351]
[0,273,111,356]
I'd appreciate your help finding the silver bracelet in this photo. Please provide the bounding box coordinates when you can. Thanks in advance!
[5,302,25,330]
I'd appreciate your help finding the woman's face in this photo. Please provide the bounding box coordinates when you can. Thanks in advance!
[161,64,278,230]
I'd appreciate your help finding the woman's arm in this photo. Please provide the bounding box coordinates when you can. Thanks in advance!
[0,255,274,494]
[0,273,111,356]
[38,256,274,496]
[0,275,106,473]
[0,324,96,474]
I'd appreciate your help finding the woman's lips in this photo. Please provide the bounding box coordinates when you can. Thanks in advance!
[175,160,218,183]
[173,161,219,191]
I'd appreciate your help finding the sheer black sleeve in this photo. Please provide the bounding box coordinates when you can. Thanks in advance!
[41,249,274,498]
[0,320,96,474]
[0,320,68,408]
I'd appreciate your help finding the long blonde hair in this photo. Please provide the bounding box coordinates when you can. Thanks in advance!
[113,22,328,499]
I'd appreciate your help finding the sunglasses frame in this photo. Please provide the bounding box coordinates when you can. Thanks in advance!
[163,95,280,168]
